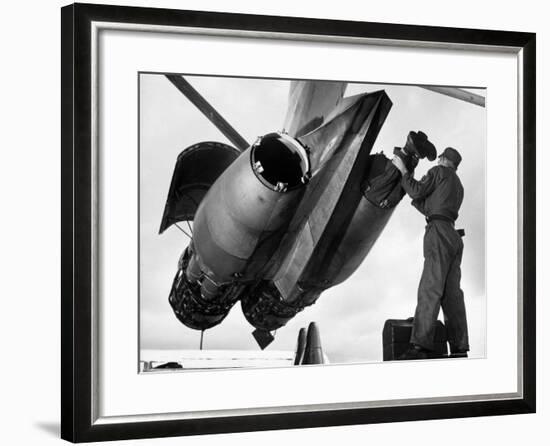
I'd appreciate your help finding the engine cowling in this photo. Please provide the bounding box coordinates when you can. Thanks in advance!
[170,132,311,330]
[189,133,309,294]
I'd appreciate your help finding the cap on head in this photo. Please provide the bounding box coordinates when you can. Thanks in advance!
[406,131,437,161]
[439,147,462,168]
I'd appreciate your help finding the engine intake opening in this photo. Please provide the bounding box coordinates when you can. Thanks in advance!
[251,132,310,191]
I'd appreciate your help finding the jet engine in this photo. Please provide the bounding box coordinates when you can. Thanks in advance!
[168,132,311,330]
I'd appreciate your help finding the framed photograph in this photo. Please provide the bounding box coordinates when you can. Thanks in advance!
[61,2,536,442]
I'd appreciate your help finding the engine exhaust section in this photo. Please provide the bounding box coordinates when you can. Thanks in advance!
[251,132,311,192]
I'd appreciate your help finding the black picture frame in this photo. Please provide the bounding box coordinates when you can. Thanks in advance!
[61,2,536,442]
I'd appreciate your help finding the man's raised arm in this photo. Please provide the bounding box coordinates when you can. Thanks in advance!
[392,156,437,200]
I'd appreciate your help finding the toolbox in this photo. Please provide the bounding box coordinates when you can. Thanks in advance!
[382,317,448,360]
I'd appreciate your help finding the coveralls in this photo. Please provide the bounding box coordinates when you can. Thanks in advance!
[401,165,470,353]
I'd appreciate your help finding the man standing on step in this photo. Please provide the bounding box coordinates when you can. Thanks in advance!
[392,146,470,360]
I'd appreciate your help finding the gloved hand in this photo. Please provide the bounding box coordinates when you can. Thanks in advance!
[392,155,408,175]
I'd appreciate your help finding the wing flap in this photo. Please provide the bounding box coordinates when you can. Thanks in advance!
[159,141,240,233]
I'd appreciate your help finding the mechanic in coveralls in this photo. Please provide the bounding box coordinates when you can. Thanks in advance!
[392,147,470,360]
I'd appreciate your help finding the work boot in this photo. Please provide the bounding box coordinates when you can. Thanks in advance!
[449,349,468,359]
[398,344,433,360]
[404,131,437,161]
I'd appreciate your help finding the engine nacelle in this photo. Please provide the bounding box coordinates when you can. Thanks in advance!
[188,132,310,299]
[170,133,311,330]
[283,152,410,303]
[321,153,405,286]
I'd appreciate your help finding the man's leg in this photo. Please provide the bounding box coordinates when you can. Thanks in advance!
[441,239,470,353]
[410,223,452,351]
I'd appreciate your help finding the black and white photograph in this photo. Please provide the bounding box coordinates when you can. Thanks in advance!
[139,73,486,370]
[1,0,545,443]
[58,0,538,440]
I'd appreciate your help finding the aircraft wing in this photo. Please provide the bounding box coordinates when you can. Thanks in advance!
[270,90,393,302]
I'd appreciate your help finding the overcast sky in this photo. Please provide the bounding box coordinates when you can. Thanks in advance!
[139,74,486,364]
